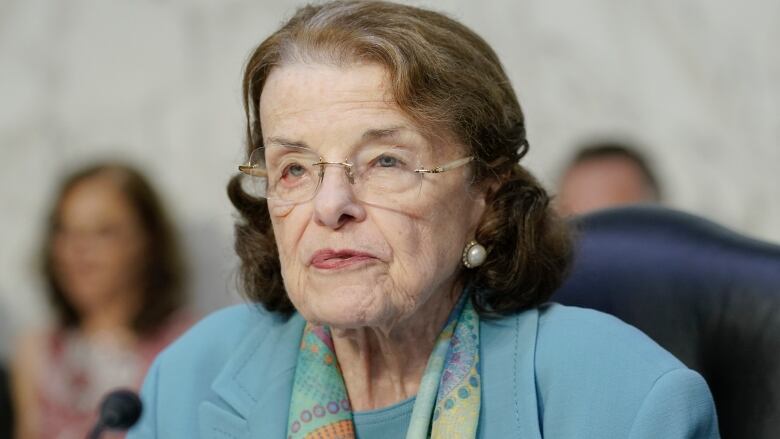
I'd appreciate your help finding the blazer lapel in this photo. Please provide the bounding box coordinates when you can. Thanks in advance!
[200,312,307,439]
[479,308,543,439]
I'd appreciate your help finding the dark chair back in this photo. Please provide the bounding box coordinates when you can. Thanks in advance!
[555,206,780,439]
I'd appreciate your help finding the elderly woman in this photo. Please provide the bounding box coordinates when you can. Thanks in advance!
[129,1,718,438]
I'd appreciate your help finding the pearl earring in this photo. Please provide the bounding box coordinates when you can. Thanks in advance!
[462,240,487,268]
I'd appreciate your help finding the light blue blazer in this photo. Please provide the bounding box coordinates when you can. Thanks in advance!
[128,303,719,438]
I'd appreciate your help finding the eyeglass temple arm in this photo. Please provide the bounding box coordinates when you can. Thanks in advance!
[238,164,268,177]
[415,156,474,174]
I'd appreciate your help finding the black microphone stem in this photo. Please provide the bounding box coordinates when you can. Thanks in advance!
[86,421,105,439]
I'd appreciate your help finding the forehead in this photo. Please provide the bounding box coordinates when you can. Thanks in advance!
[59,177,135,225]
[260,63,394,112]
[567,157,647,183]
[259,63,426,146]
[260,62,394,120]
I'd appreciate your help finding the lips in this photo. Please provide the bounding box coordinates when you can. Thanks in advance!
[309,249,378,270]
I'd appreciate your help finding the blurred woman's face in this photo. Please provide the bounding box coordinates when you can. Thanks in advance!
[52,176,147,316]
[260,62,487,330]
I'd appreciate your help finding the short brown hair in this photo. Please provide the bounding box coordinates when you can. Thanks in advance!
[227,0,571,317]
[568,141,662,200]
[43,163,186,334]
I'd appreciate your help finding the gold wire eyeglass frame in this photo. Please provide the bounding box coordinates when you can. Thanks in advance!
[238,149,474,201]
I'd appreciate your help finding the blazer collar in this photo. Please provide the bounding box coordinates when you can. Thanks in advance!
[200,311,306,439]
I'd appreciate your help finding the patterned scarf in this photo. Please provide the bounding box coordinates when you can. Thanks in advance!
[286,294,481,439]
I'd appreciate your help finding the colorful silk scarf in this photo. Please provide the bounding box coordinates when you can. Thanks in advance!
[286,294,481,439]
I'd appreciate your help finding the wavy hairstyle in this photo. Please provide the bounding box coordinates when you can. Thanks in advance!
[227,0,571,317]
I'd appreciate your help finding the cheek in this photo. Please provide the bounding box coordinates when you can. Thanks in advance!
[388,196,475,279]
[124,231,147,255]
[270,205,311,285]
[105,230,147,271]
[51,237,71,268]
[377,210,461,291]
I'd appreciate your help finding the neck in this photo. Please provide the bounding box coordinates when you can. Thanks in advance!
[330,286,461,411]
[79,288,142,340]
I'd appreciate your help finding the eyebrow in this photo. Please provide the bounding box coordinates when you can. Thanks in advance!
[265,125,412,150]
[265,137,310,149]
[361,125,408,142]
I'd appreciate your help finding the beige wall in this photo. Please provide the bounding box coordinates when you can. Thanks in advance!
[1,0,778,356]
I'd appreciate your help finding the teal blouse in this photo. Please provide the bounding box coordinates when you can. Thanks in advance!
[353,396,415,438]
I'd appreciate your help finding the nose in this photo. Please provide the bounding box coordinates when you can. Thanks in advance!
[312,165,367,229]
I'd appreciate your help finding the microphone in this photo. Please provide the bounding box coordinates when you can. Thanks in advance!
[86,389,143,439]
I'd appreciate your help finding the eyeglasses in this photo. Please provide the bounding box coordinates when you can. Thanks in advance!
[238,145,474,206]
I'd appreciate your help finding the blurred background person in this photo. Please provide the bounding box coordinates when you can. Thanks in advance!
[1,309,13,439]
[555,141,662,216]
[11,163,192,439]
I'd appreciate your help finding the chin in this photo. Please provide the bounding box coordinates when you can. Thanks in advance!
[297,284,392,329]
[65,286,112,309]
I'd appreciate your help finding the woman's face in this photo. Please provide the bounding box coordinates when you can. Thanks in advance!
[260,62,487,329]
[52,176,148,316]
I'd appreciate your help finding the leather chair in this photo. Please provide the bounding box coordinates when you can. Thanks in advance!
[555,206,780,439]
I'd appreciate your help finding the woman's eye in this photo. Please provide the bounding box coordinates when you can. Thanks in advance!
[283,164,306,178]
[376,155,399,168]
